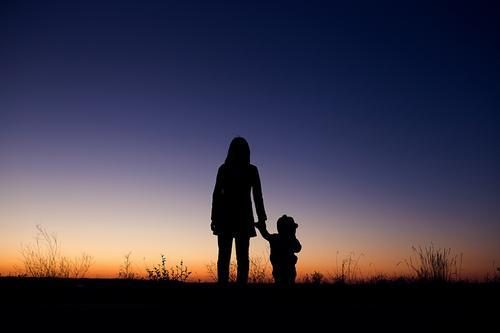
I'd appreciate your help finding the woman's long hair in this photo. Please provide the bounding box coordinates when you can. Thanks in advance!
[225,137,250,166]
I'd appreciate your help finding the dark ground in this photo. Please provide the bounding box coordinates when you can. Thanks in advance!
[1,278,498,330]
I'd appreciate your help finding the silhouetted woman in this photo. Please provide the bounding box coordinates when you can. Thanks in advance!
[211,137,267,284]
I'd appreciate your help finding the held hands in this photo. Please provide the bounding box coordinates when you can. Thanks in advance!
[254,220,266,230]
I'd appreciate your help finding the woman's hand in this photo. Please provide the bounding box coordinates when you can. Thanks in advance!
[254,220,266,230]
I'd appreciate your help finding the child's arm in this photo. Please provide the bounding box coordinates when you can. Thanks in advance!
[292,238,302,253]
[255,222,272,241]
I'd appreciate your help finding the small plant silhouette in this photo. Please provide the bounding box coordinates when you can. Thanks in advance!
[19,225,93,278]
[206,261,218,282]
[145,254,191,282]
[118,252,137,279]
[249,257,271,283]
[170,260,191,282]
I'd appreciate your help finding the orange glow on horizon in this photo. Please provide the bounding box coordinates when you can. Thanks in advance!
[1,246,495,281]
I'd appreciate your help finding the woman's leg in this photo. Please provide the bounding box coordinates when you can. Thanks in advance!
[217,235,233,284]
[235,236,250,284]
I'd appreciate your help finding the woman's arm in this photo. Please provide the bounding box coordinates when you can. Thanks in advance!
[252,166,267,222]
[211,166,224,229]
[255,222,272,241]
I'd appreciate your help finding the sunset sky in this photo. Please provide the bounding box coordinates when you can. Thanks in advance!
[1,1,499,280]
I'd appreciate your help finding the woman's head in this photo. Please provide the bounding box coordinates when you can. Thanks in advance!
[225,137,250,165]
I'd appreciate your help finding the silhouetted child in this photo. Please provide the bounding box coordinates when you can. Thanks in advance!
[255,215,301,285]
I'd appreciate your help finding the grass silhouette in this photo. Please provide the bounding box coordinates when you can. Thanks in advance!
[332,251,363,284]
[206,257,272,283]
[18,225,93,278]
[404,244,463,282]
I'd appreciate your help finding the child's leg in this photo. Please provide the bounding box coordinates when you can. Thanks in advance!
[280,266,296,285]
[290,266,297,284]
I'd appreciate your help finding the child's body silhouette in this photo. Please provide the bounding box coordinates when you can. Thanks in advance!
[256,215,301,285]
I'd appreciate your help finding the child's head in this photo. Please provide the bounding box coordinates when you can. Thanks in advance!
[277,214,298,236]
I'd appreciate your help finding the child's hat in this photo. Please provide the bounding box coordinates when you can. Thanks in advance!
[277,214,298,229]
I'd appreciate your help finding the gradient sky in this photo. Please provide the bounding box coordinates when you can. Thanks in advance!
[1,0,499,280]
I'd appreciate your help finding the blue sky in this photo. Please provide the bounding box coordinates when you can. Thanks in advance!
[1,0,499,278]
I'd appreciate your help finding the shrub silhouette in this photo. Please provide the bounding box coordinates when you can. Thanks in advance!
[303,271,325,284]
[19,225,93,278]
[145,254,191,282]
